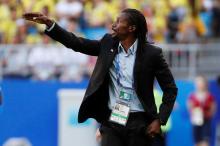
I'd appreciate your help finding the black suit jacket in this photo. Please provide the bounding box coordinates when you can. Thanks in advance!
[45,23,178,125]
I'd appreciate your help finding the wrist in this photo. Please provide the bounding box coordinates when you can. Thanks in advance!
[152,118,161,126]
[45,19,54,28]
[156,114,165,125]
[155,118,161,126]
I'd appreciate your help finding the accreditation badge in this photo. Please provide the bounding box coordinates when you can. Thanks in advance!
[109,102,130,126]
[109,90,131,126]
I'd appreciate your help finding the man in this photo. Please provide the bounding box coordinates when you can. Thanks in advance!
[23,8,178,146]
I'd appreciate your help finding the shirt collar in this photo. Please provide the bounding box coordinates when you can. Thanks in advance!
[118,39,138,55]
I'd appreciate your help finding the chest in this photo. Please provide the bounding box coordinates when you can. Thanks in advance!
[112,53,136,75]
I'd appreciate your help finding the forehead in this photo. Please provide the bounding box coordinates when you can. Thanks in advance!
[117,12,129,22]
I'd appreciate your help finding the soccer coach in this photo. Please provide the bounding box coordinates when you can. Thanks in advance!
[23,8,178,146]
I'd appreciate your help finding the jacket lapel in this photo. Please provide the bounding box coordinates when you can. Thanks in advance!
[133,42,144,89]
[104,37,119,69]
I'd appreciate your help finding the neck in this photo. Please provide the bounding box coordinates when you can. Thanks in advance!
[120,36,136,53]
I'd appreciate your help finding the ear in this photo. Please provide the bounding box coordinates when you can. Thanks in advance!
[129,25,136,32]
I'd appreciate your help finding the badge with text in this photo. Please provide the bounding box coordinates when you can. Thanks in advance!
[119,90,131,101]
[109,102,130,126]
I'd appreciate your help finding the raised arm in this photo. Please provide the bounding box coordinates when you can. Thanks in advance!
[22,12,101,56]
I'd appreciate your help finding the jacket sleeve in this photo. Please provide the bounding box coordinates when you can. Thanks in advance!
[154,48,178,125]
[45,23,102,56]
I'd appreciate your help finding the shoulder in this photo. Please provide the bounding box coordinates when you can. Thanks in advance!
[100,33,119,48]
[145,43,162,54]
[101,33,116,41]
[142,43,163,59]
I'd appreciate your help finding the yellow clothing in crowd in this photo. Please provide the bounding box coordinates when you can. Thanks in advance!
[0,20,17,43]
[22,0,55,15]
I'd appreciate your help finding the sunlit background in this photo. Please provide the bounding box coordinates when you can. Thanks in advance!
[0,0,220,146]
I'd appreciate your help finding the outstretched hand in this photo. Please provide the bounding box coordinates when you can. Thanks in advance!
[22,12,54,27]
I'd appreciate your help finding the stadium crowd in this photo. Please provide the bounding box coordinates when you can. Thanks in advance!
[0,0,220,44]
[0,0,220,81]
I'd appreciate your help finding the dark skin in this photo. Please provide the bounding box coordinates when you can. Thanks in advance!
[111,13,136,52]
[23,12,161,138]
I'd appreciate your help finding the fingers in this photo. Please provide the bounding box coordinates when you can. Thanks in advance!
[147,129,157,138]
[23,16,35,21]
[23,15,47,24]
[22,16,39,23]
[22,12,43,18]
[147,125,152,134]
[147,126,160,135]
[146,125,154,137]
[22,12,44,22]
[146,124,161,138]
[32,16,44,22]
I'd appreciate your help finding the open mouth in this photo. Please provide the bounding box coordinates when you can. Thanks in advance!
[111,28,117,36]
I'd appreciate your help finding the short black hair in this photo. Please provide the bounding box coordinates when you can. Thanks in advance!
[122,8,148,44]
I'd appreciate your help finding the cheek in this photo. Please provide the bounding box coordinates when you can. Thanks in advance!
[117,25,129,33]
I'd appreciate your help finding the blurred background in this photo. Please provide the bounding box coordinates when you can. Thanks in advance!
[0,0,220,146]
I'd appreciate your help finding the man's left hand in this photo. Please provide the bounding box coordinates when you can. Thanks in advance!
[146,119,161,138]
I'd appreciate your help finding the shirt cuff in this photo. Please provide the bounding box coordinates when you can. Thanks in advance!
[45,22,55,32]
